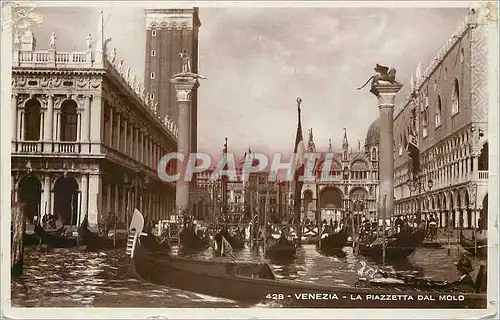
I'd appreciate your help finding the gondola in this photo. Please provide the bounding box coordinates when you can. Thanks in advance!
[126,211,486,308]
[33,221,78,248]
[459,229,487,257]
[265,235,297,261]
[179,224,209,253]
[358,225,426,261]
[214,227,245,254]
[77,216,116,251]
[359,265,487,293]
[316,227,348,256]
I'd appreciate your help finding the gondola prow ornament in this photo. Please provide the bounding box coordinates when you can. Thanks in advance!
[357,64,400,97]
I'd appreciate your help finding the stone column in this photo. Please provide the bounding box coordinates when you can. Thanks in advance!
[82,95,91,143]
[81,174,88,224]
[455,209,461,228]
[42,175,51,220]
[170,74,199,212]
[90,95,102,154]
[108,106,114,148]
[123,119,128,155]
[462,208,469,229]
[374,82,403,224]
[12,93,18,140]
[87,174,101,229]
[116,112,121,151]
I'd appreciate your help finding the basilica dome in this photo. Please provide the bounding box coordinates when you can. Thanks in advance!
[364,118,379,148]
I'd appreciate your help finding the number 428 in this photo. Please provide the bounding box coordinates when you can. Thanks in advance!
[266,293,285,300]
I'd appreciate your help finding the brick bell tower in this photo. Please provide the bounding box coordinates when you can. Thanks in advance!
[144,8,200,155]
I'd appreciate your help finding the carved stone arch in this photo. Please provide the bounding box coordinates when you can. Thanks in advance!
[15,171,43,190]
[444,190,454,210]
[302,188,314,199]
[429,194,435,210]
[439,192,447,210]
[149,22,158,29]
[21,96,44,111]
[350,159,369,171]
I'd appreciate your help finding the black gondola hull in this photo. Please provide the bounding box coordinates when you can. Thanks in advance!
[130,243,486,308]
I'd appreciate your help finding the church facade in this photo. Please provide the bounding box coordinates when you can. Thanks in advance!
[11,20,178,230]
[298,128,380,224]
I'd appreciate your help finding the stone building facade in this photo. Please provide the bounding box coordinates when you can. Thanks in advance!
[393,9,491,230]
[11,24,178,229]
[297,128,380,224]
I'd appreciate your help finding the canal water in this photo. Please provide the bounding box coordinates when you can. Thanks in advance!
[11,243,485,308]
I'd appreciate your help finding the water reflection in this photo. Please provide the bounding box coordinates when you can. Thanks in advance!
[11,244,485,307]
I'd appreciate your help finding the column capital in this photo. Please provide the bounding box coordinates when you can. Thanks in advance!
[12,92,18,98]
[375,82,404,106]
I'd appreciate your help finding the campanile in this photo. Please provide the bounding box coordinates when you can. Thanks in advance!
[144,8,200,154]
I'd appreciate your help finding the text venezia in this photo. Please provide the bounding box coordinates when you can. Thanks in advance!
[266,293,465,301]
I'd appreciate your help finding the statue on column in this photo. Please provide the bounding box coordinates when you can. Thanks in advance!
[179,50,191,73]
[126,66,131,81]
[49,32,57,50]
[86,33,93,49]
[110,48,117,64]
[357,64,400,97]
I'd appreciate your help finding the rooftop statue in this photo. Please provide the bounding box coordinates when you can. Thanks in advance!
[86,33,93,49]
[110,48,117,64]
[357,64,400,97]
[49,32,56,49]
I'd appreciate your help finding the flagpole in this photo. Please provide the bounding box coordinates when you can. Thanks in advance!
[293,97,304,244]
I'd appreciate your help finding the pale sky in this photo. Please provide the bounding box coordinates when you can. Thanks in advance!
[28,4,468,157]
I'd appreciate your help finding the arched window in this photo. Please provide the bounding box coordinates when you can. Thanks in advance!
[60,100,78,141]
[371,147,377,161]
[435,96,442,127]
[24,99,41,141]
[452,78,460,115]
[422,110,428,138]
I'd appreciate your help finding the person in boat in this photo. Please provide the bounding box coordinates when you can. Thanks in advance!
[394,216,404,233]
[449,253,477,292]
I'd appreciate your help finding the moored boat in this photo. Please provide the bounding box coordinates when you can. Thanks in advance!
[316,227,348,256]
[459,229,487,257]
[214,227,245,255]
[78,216,116,251]
[126,210,486,308]
[265,234,297,261]
[33,221,78,248]
[359,224,426,261]
[179,223,209,253]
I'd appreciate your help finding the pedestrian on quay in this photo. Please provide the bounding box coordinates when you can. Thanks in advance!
[428,215,438,241]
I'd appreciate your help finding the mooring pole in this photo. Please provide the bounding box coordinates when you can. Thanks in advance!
[11,202,26,278]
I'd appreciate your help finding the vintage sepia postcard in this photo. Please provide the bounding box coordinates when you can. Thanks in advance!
[1,1,498,319]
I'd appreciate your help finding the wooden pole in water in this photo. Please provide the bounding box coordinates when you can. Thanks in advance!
[11,202,26,278]
[113,213,117,248]
[263,189,269,255]
[70,194,74,236]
